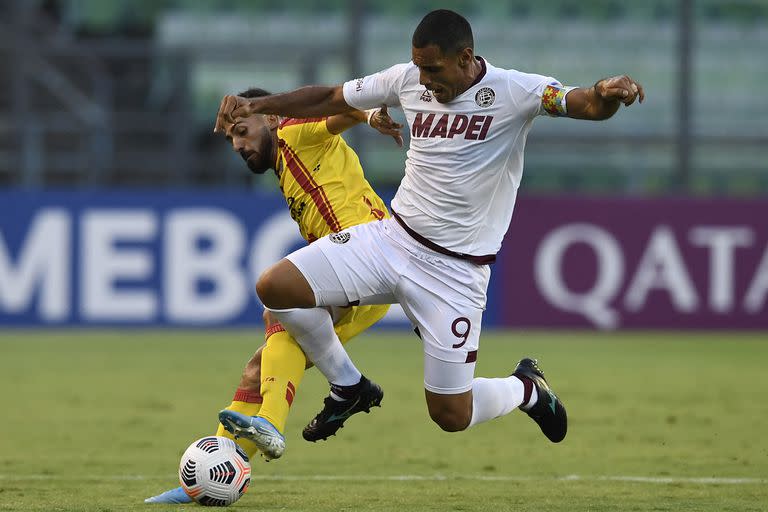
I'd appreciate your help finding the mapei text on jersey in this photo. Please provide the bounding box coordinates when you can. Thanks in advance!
[410,113,494,140]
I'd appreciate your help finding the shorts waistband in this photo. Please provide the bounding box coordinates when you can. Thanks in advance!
[391,210,496,265]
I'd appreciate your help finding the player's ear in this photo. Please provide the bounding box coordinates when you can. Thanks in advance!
[456,47,473,68]
[266,115,280,129]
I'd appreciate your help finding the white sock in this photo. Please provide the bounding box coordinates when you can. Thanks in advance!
[468,376,527,427]
[266,307,361,387]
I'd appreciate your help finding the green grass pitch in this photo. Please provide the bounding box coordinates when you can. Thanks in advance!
[1,330,766,511]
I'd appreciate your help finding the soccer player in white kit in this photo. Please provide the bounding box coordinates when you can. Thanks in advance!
[214,9,644,446]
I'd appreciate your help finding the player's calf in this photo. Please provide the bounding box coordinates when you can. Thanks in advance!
[239,348,263,390]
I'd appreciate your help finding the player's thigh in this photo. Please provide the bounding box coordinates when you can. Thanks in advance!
[286,221,401,307]
[395,248,489,361]
[398,279,484,367]
[330,304,391,344]
[422,351,476,394]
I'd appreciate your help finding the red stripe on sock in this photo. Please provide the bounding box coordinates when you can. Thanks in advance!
[233,388,263,404]
[265,323,286,340]
[519,377,533,407]
[285,380,296,406]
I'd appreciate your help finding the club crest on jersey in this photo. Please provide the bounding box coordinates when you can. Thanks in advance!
[329,232,351,244]
[420,90,432,102]
[475,87,495,107]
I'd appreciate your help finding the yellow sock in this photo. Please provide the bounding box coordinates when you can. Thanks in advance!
[257,326,307,434]
[215,390,263,460]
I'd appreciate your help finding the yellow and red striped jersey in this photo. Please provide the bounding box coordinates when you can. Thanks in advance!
[276,117,388,243]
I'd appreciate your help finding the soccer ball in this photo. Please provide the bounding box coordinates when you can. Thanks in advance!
[179,436,251,507]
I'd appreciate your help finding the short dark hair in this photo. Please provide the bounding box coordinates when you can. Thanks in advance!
[238,87,271,98]
[412,9,473,55]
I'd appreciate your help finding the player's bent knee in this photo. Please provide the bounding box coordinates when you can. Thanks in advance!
[256,259,315,309]
[255,271,281,308]
[425,390,472,432]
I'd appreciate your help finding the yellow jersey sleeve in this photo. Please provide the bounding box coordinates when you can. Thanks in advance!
[276,118,389,243]
[278,117,333,146]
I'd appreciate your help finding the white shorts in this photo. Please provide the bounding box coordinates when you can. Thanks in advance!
[285,217,492,393]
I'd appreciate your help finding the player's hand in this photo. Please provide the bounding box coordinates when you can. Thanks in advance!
[595,76,645,106]
[214,95,259,133]
[369,104,404,147]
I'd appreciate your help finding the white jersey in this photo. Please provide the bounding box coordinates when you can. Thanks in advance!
[343,57,570,258]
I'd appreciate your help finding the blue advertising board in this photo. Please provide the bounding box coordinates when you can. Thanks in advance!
[0,189,501,328]
[5,190,766,329]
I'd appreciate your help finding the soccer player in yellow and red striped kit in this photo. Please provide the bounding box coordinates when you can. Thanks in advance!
[145,87,403,504]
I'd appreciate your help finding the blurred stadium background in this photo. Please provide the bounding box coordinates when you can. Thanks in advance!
[1,1,767,510]
[2,0,767,191]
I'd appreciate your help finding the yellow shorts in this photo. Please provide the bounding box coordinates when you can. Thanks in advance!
[334,304,390,344]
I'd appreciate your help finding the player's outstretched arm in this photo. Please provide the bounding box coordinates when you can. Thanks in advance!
[214,85,351,133]
[326,109,369,135]
[564,75,645,121]
[326,105,404,147]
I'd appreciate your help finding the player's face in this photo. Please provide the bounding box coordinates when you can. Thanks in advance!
[412,44,471,103]
[225,115,276,174]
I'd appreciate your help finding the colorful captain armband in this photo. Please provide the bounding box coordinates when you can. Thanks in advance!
[541,84,575,117]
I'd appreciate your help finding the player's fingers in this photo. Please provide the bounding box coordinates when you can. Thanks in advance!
[215,95,239,133]
[393,134,403,147]
[622,81,641,106]
[619,76,643,105]
[231,100,254,120]
[379,104,388,116]
[377,111,402,129]
[601,77,623,89]
[214,109,228,133]
[635,82,646,103]
[603,87,630,99]
[214,96,230,132]
[379,127,401,137]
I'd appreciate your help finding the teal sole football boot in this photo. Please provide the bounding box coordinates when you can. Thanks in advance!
[513,358,567,443]
[302,376,383,442]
